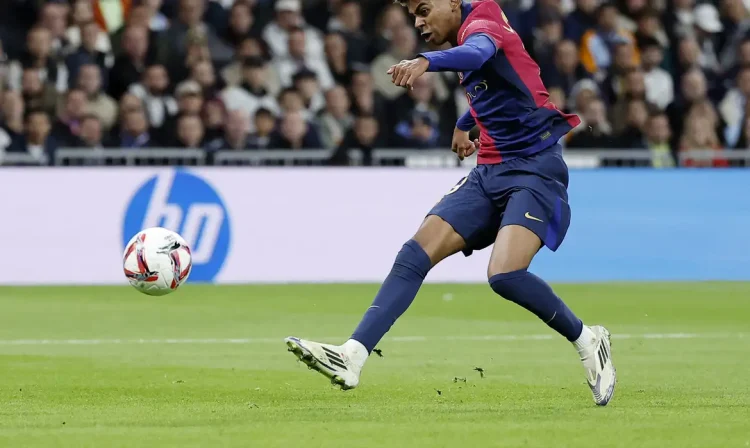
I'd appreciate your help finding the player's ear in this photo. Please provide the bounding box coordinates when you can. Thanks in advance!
[450,0,461,11]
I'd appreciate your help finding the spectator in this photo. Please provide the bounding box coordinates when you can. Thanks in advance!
[371,3,409,56]
[221,37,280,95]
[208,109,253,151]
[190,60,220,98]
[141,0,169,32]
[691,3,723,78]
[564,0,599,45]
[724,39,750,82]
[51,88,87,147]
[0,40,8,88]
[202,98,227,143]
[77,63,117,131]
[388,74,443,147]
[263,0,325,60]
[66,21,112,90]
[680,100,727,166]
[610,68,647,133]
[117,107,152,148]
[349,70,389,137]
[640,38,674,110]
[128,64,178,133]
[65,0,111,55]
[394,109,441,149]
[38,2,72,59]
[110,4,166,63]
[292,69,325,115]
[275,27,334,90]
[221,56,280,129]
[164,0,234,67]
[223,2,257,48]
[278,87,307,117]
[21,68,58,118]
[644,112,675,167]
[325,32,353,88]
[332,114,381,165]
[109,25,152,100]
[328,0,370,63]
[666,69,725,149]
[248,107,277,149]
[7,27,68,93]
[634,8,669,49]
[168,30,214,85]
[270,111,322,150]
[175,80,204,115]
[20,110,58,163]
[526,9,564,69]
[719,67,750,147]
[371,25,418,100]
[542,39,589,99]
[317,85,354,149]
[567,98,617,148]
[664,0,696,44]
[733,113,750,148]
[78,114,108,149]
[0,91,25,153]
[579,3,639,80]
[175,114,206,149]
[615,99,649,148]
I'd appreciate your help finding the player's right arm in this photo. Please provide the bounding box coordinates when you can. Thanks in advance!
[418,34,497,72]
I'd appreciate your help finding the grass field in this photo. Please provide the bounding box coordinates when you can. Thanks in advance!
[0,283,748,447]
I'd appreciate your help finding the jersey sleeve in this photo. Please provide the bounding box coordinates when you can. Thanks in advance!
[456,110,476,132]
[420,34,497,72]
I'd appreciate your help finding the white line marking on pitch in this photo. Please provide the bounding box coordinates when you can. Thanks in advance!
[0,333,742,346]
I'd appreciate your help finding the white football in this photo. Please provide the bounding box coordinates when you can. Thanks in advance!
[123,227,192,296]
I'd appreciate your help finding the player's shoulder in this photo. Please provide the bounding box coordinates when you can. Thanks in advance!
[459,1,506,45]
[466,0,504,20]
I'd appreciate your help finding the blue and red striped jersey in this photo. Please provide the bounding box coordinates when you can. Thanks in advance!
[455,0,580,164]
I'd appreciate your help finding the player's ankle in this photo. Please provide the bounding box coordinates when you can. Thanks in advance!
[572,325,596,352]
[344,339,369,366]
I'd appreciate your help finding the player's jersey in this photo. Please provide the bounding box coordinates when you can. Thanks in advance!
[457,0,580,164]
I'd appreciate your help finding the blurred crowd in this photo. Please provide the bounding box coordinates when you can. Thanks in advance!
[0,0,748,166]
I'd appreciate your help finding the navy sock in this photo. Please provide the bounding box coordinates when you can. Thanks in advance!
[489,269,583,341]
[351,240,432,352]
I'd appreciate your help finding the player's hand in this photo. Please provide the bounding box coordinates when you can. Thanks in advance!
[451,128,479,161]
[387,57,430,89]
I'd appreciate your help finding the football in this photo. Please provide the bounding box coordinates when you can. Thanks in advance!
[123,227,192,296]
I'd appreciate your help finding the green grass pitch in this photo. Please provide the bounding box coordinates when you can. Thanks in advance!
[0,283,748,447]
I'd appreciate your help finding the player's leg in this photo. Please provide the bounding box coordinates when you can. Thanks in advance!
[487,191,615,406]
[285,216,464,389]
[286,171,497,390]
[348,214,465,352]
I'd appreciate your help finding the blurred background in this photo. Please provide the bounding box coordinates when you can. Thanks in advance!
[1,0,750,167]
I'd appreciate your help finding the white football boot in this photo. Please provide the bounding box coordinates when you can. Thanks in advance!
[574,325,617,406]
[285,337,367,390]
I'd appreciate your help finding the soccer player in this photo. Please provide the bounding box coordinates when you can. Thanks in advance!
[285,0,616,406]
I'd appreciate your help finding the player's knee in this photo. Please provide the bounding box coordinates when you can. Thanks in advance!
[412,215,465,264]
[487,256,531,280]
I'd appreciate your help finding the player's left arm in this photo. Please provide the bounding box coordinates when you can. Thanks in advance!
[388,34,498,88]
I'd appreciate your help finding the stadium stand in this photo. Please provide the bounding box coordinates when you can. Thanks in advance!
[1,0,750,167]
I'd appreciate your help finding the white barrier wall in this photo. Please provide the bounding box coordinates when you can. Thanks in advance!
[1,167,749,285]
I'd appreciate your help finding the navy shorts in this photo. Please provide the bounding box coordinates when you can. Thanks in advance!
[427,145,571,256]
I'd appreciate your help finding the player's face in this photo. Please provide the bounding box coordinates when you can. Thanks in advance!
[407,0,462,46]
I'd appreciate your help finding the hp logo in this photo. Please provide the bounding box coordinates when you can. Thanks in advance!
[123,169,231,282]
